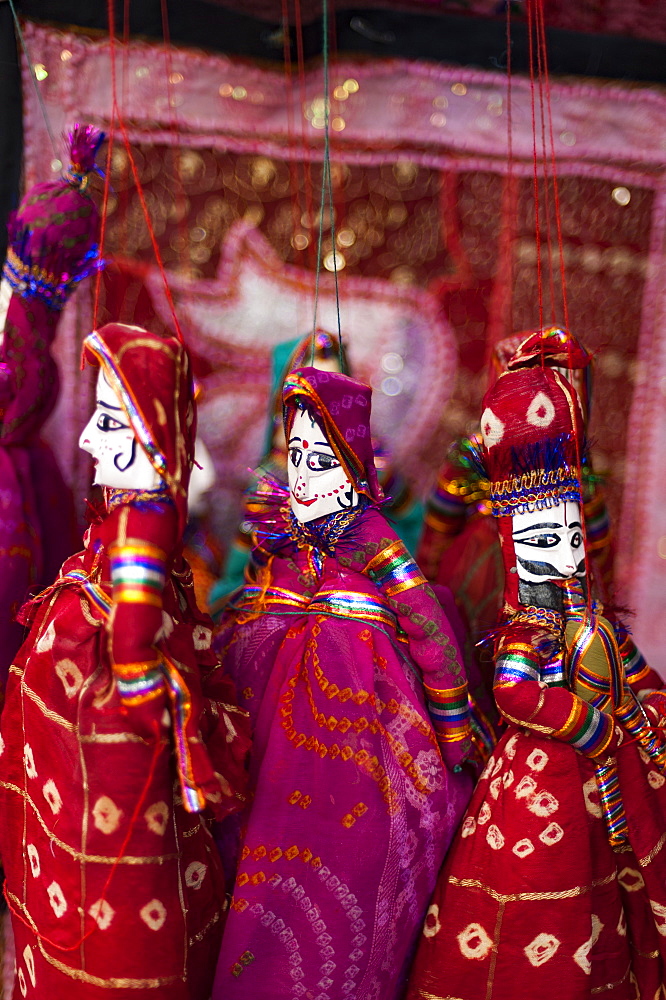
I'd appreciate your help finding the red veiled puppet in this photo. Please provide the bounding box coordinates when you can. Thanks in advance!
[212,366,477,1000]
[0,125,103,683]
[0,323,250,999]
[407,366,666,1000]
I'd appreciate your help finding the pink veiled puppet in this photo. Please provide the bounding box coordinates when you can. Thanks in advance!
[212,366,477,1000]
[0,125,103,684]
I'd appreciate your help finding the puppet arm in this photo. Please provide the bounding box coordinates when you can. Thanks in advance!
[493,630,620,758]
[107,501,176,739]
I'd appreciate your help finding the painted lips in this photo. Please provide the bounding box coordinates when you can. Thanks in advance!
[291,493,317,506]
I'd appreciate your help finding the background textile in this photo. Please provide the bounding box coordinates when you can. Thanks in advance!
[19,21,666,670]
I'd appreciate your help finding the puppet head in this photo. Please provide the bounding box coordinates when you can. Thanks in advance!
[507,327,592,426]
[480,365,585,614]
[81,323,196,531]
[3,124,104,311]
[283,366,382,523]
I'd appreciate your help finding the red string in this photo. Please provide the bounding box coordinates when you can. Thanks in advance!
[5,729,164,951]
[537,0,570,334]
[526,0,543,334]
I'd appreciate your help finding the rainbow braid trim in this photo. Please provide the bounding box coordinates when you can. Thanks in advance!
[363,539,426,596]
[62,569,112,618]
[161,652,206,813]
[554,698,615,757]
[494,644,541,688]
[619,634,650,686]
[424,680,470,744]
[109,539,166,608]
[114,659,165,705]
[593,760,629,847]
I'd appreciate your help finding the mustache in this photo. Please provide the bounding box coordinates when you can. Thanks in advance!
[517,556,586,578]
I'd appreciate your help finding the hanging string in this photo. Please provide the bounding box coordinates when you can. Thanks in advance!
[8,0,59,161]
[526,0,544,334]
[311,0,343,366]
[533,3,557,326]
[536,0,570,334]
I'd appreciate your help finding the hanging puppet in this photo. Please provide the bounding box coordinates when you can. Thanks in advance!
[212,365,477,1000]
[0,323,250,999]
[208,328,424,616]
[406,362,666,1000]
[416,326,614,687]
[0,125,104,683]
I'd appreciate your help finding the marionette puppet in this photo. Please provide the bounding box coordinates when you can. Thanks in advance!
[212,365,477,1000]
[0,125,103,683]
[416,327,615,691]
[406,364,666,1000]
[0,323,250,999]
[208,329,424,617]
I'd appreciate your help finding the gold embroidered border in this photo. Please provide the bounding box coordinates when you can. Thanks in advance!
[19,678,77,732]
[446,868,617,904]
[0,781,179,865]
[638,830,666,868]
[590,963,631,993]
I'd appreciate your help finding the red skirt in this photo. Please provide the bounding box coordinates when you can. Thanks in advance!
[406,725,666,999]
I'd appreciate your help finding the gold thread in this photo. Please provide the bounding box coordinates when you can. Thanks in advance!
[447,868,617,903]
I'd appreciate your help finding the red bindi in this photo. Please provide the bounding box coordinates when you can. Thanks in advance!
[302,439,309,448]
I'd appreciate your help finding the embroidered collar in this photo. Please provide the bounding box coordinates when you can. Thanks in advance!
[288,504,364,556]
[105,485,172,513]
[507,604,564,634]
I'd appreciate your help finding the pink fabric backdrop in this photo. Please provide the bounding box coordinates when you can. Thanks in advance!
[19,20,666,670]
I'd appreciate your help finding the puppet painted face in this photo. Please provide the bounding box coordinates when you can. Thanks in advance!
[288,406,358,523]
[79,367,163,490]
[512,500,585,610]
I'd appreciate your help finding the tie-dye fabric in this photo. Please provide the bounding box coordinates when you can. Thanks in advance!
[212,495,475,1000]
[406,618,666,1000]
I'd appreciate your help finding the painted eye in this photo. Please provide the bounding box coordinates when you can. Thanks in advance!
[289,447,302,468]
[516,534,559,548]
[307,452,340,472]
[96,412,126,432]
[570,531,583,548]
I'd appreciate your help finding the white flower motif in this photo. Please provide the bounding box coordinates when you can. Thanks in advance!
[502,769,514,789]
[457,922,493,960]
[486,824,505,850]
[651,899,666,936]
[539,822,564,847]
[573,915,603,974]
[480,407,505,448]
[55,658,84,698]
[582,777,602,818]
[461,816,476,838]
[144,801,169,836]
[515,775,537,800]
[504,734,518,759]
[92,796,123,835]
[414,750,444,792]
[0,732,5,757]
[185,861,207,890]
[89,899,115,930]
[512,838,534,859]
[526,392,556,429]
[27,844,40,877]
[526,749,549,772]
[35,619,56,653]
[527,790,559,818]
[47,881,67,919]
[524,932,560,967]
[140,899,167,931]
[193,625,212,650]
[42,779,62,815]
[618,868,645,893]
[422,904,441,939]
[477,802,492,826]
[490,777,502,801]
[23,744,37,779]
[22,945,35,987]
[17,968,26,998]
[648,770,665,790]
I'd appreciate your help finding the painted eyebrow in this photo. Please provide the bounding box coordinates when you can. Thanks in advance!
[568,521,582,529]
[97,397,124,412]
[313,441,333,448]
[288,436,302,445]
[513,523,562,533]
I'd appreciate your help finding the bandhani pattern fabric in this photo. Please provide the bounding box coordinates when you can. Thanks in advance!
[211,370,475,1000]
[406,610,666,1000]
[0,492,250,998]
